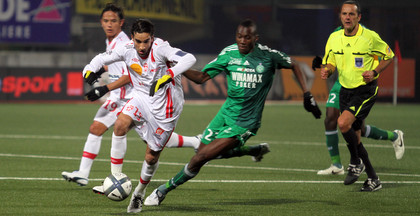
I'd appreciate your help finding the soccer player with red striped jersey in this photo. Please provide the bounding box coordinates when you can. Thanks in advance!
[61,4,199,190]
[82,18,196,213]
[61,3,134,187]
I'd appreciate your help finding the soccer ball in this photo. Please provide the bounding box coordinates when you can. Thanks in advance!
[103,173,132,201]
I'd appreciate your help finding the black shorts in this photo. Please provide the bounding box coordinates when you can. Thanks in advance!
[339,80,378,130]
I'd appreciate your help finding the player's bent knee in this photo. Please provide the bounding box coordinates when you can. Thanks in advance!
[89,122,108,136]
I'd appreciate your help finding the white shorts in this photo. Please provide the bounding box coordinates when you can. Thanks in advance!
[121,96,178,152]
[93,97,129,128]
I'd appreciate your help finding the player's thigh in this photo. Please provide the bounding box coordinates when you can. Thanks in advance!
[337,110,356,132]
[135,122,173,152]
[326,81,341,109]
[89,121,109,135]
[201,112,225,145]
[94,98,127,128]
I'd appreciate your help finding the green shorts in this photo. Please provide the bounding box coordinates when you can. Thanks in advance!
[201,110,257,146]
[326,80,341,109]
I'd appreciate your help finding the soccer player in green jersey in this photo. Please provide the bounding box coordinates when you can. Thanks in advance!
[143,19,321,205]
[320,0,396,191]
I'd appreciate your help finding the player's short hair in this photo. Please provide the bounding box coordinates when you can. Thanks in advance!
[342,0,361,15]
[131,19,155,36]
[101,3,124,20]
[238,19,257,35]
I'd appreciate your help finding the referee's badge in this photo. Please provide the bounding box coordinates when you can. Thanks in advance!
[355,57,364,68]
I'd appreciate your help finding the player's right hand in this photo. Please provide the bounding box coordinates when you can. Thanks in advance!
[84,86,109,101]
[83,67,106,85]
[84,70,100,85]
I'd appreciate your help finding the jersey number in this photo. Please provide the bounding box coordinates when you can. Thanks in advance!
[104,100,118,112]
[328,93,337,104]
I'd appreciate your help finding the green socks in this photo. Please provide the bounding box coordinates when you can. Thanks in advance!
[218,144,261,159]
[158,163,197,195]
[325,130,342,166]
[364,125,398,141]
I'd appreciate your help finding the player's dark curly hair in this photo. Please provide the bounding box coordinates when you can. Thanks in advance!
[101,3,124,20]
[131,19,155,36]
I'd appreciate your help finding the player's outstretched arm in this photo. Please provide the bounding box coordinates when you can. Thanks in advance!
[85,75,130,101]
[183,69,211,84]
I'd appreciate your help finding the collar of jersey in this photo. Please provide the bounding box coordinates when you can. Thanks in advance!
[343,24,363,37]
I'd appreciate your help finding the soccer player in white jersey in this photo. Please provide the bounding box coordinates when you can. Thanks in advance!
[82,18,196,213]
[62,4,199,188]
[61,3,134,187]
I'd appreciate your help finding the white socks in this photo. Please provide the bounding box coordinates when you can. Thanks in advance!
[79,133,102,177]
[110,132,127,174]
[134,160,159,196]
[165,132,200,149]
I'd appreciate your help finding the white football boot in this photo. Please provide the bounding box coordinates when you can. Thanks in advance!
[317,164,345,175]
[144,189,166,206]
[92,185,104,195]
[61,171,88,186]
[392,130,405,160]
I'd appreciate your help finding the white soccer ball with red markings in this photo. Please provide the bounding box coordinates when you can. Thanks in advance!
[103,173,132,201]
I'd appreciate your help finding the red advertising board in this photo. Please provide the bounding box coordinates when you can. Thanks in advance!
[0,68,83,101]
[377,59,416,98]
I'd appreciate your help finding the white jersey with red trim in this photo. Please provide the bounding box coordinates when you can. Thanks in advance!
[105,31,134,100]
[84,37,196,130]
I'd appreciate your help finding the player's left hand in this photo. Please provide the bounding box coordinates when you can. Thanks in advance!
[303,91,322,119]
[85,86,109,101]
[149,75,173,96]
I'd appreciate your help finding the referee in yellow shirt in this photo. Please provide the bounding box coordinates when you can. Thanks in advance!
[321,0,394,192]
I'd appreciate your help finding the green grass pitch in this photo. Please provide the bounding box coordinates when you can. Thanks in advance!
[0,102,419,215]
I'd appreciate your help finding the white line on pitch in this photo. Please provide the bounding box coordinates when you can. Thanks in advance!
[1,153,419,178]
[1,134,419,150]
[0,177,420,184]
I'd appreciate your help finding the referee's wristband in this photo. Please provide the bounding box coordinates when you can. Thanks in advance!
[373,70,379,77]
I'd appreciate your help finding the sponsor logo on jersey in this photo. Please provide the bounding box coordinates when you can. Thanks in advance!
[228,58,242,65]
[231,72,263,89]
[243,60,250,65]
[237,67,255,73]
[130,64,142,75]
[125,43,134,49]
[355,57,363,68]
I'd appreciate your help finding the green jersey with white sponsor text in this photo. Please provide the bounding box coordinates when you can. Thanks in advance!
[203,43,292,129]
